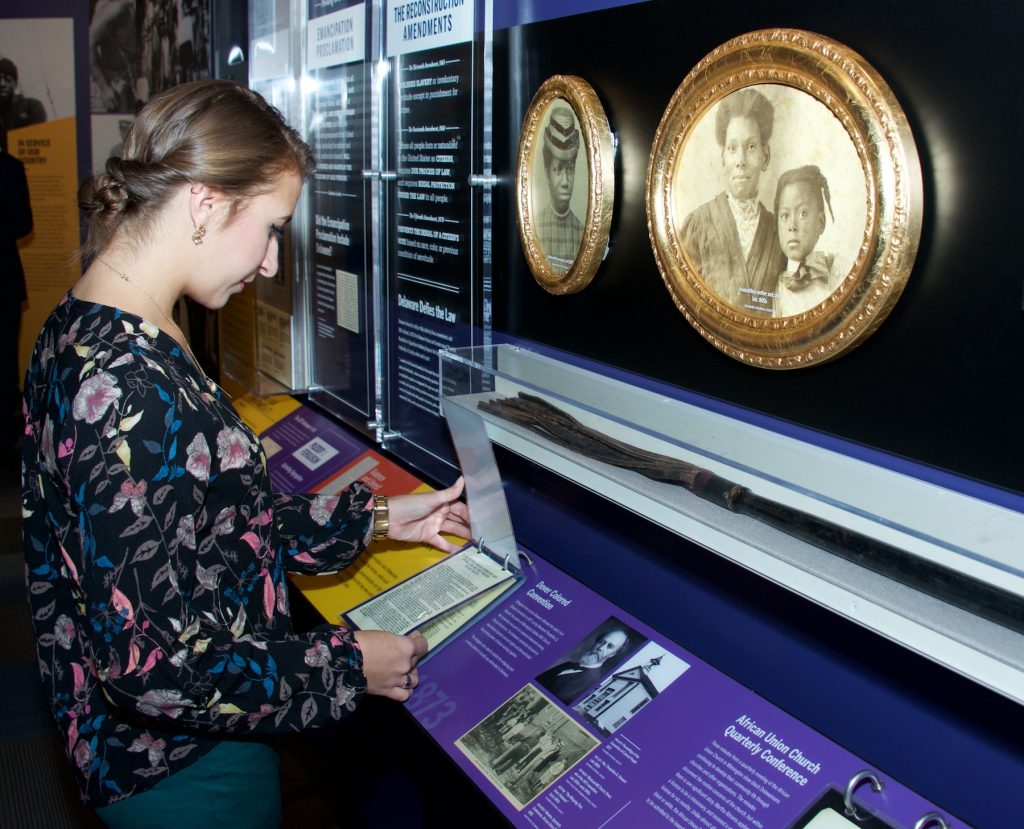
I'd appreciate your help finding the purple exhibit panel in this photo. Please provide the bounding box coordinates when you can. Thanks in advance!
[261,406,366,492]
[408,555,969,829]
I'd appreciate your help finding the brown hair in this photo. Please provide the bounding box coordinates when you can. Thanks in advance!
[78,80,315,259]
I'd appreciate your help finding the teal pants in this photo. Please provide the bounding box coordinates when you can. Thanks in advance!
[95,740,281,828]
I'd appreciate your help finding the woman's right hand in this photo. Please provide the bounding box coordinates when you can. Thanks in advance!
[352,629,428,701]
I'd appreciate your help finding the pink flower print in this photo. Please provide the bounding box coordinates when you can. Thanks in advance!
[72,370,122,424]
[262,569,275,617]
[110,479,147,517]
[57,316,81,352]
[247,703,275,729]
[73,738,93,772]
[176,514,196,550]
[137,688,192,719]
[71,662,86,697]
[309,495,340,527]
[54,614,75,649]
[126,641,140,674]
[128,734,167,768]
[212,506,236,536]
[249,509,273,527]
[216,427,250,471]
[66,714,79,754]
[110,586,135,631]
[39,417,56,472]
[185,433,211,481]
[304,641,331,668]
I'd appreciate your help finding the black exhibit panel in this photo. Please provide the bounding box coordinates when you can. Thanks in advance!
[307,48,374,417]
[385,36,486,476]
[491,0,1024,495]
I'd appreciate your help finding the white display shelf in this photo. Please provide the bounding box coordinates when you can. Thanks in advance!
[440,344,1024,705]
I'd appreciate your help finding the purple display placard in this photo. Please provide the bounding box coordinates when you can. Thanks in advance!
[261,406,367,492]
[408,555,969,829]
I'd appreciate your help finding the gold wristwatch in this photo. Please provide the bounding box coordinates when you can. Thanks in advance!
[371,495,389,540]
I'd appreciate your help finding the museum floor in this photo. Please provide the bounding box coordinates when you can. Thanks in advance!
[0,441,498,828]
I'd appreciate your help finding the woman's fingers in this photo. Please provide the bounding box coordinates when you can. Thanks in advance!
[353,629,430,700]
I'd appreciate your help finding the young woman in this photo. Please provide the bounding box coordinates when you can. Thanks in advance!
[21,79,470,827]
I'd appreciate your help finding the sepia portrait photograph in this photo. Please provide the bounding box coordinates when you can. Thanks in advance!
[646,30,921,368]
[674,83,866,319]
[515,74,614,295]
[531,98,589,275]
[456,684,599,810]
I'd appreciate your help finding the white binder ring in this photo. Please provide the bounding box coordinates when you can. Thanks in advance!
[844,769,885,822]
[913,812,951,829]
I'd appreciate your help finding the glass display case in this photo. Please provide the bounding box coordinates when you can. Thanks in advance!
[440,343,1024,705]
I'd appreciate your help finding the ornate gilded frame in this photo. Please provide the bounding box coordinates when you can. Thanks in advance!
[516,75,615,295]
[646,29,922,368]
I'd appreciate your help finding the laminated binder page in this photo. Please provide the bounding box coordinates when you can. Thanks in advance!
[344,545,516,636]
[417,581,518,652]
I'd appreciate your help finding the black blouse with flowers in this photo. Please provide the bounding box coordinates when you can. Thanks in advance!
[22,293,373,807]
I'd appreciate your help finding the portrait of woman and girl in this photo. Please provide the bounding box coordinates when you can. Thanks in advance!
[676,85,866,318]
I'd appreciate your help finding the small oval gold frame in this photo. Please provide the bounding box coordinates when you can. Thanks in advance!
[516,75,615,295]
[646,29,922,368]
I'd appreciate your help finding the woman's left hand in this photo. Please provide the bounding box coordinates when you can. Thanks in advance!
[384,477,471,552]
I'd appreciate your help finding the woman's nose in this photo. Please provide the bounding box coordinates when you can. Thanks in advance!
[260,236,280,278]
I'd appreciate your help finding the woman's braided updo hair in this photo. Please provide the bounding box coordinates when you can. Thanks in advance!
[78,80,315,259]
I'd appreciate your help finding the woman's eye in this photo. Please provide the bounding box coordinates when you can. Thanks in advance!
[270,224,285,240]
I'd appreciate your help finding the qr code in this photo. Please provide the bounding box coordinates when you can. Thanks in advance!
[293,437,339,471]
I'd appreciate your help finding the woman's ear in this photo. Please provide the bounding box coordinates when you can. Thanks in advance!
[762,143,771,171]
[187,183,221,231]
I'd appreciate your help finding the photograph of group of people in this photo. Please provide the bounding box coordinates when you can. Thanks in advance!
[674,84,867,318]
[457,617,691,808]
[88,0,211,175]
[89,0,211,115]
[456,684,599,810]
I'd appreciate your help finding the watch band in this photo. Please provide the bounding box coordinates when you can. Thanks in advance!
[371,494,389,540]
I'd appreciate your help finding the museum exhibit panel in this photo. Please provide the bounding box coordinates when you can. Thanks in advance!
[210,0,1024,825]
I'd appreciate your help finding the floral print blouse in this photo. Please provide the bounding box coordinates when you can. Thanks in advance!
[22,293,373,807]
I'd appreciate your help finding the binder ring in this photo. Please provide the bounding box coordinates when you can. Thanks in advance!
[913,812,951,829]
[844,769,885,822]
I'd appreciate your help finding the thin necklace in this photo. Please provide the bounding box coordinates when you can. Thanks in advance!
[93,255,213,388]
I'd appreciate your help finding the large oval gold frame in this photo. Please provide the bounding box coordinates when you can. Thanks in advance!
[516,75,615,295]
[646,29,922,368]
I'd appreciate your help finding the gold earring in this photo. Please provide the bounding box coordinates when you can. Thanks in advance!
[191,225,206,246]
